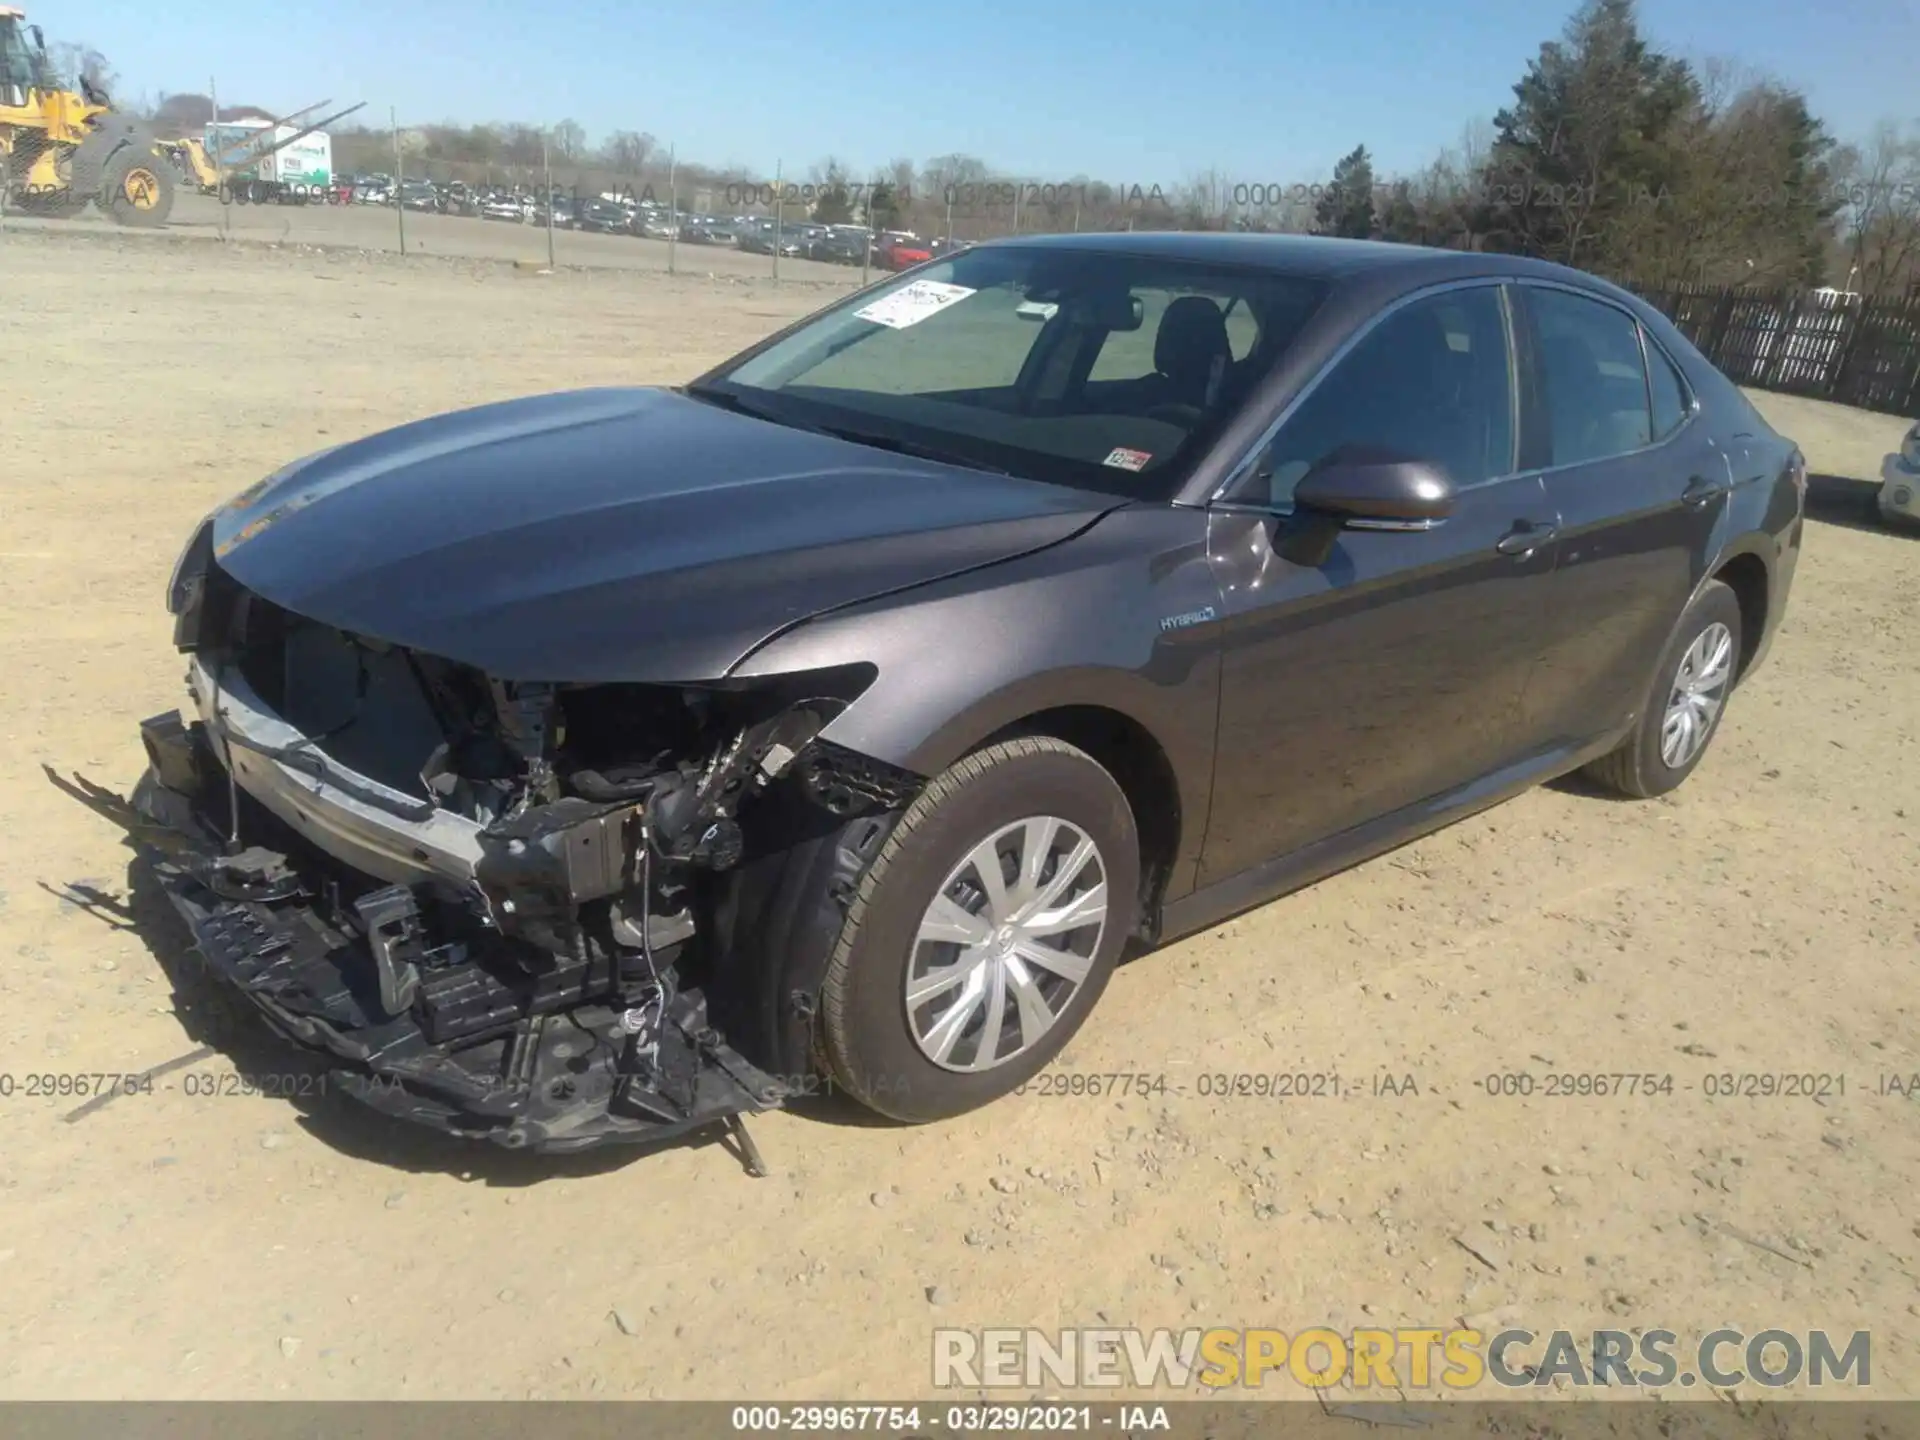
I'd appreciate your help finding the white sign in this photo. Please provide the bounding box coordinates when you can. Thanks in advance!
[854,281,976,330]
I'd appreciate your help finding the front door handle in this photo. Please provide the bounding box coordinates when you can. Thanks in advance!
[1681,475,1730,509]
[1496,519,1557,556]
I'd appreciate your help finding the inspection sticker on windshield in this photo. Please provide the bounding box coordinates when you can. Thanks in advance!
[854,280,975,329]
[1103,447,1153,472]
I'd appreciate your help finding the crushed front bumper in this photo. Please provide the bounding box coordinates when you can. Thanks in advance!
[128,711,785,1156]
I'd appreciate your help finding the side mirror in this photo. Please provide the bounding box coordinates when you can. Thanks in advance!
[1293,445,1456,527]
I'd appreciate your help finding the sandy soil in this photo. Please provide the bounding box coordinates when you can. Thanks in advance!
[1,227,1917,1404]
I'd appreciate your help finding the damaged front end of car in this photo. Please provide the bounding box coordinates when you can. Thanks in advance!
[126,522,922,1155]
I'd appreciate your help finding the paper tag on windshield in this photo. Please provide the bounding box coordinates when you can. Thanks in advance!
[854,280,975,329]
[1103,447,1152,472]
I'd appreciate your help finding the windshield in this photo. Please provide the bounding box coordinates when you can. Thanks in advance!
[0,21,37,91]
[696,245,1327,499]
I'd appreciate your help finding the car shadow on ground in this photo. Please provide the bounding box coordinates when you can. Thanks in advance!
[1544,769,1639,802]
[1806,472,1913,537]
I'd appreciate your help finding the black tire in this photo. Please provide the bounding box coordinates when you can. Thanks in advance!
[819,737,1140,1123]
[1583,578,1744,799]
[101,146,173,227]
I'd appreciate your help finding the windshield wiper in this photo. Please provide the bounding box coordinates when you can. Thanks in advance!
[682,383,785,424]
[686,386,1012,476]
[807,423,1013,476]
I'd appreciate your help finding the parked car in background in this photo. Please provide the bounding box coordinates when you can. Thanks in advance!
[876,231,933,270]
[532,195,577,228]
[399,181,439,212]
[638,210,679,240]
[1878,421,1920,527]
[766,226,808,258]
[479,191,525,223]
[129,233,1804,1154]
[680,215,734,244]
[577,198,631,234]
[814,226,873,265]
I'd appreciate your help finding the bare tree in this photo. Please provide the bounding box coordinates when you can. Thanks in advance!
[600,129,655,175]
[1166,167,1231,230]
[1836,122,1920,298]
[550,119,586,164]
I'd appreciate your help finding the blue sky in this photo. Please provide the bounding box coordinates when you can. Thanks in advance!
[57,0,1919,183]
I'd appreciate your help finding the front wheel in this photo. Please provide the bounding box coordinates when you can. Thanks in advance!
[102,147,174,226]
[1583,578,1743,798]
[819,737,1140,1122]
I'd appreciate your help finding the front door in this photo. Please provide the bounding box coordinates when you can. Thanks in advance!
[1198,282,1562,887]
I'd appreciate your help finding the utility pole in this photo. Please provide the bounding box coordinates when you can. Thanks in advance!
[391,106,405,255]
[542,130,555,268]
[667,143,677,276]
[213,78,229,237]
[772,159,783,283]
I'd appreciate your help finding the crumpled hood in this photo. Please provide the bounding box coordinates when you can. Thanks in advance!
[209,386,1114,682]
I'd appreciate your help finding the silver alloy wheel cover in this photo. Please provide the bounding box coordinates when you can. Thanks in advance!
[1660,620,1735,769]
[905,815,1109,1073]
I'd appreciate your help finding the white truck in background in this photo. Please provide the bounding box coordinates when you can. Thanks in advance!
[206,119,334,200]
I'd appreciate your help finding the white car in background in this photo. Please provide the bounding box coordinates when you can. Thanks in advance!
[1879,422,1920,527]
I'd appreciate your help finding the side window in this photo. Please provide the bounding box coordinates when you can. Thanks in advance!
[1644,332,1691,440]
[1254,286,1515,506]
[1529,288,1653,465]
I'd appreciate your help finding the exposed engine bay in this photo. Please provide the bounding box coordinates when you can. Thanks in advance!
[128,561,923,1155]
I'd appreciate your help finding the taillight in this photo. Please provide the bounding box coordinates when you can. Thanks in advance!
[1788,449,1808,499]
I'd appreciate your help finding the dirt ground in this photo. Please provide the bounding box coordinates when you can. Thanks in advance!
[2,227,1917,1405]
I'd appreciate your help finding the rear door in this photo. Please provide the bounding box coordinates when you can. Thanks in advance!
[1198,281,1562,885]
[1512,283,1728,751]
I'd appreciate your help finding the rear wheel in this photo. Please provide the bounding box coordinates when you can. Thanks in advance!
[102,147,173,227]
[819,737,1140,1122]
[1583,579,1743,799]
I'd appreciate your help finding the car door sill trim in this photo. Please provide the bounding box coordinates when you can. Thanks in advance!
[1159,729,1628,945]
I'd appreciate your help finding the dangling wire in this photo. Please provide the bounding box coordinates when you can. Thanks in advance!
[619,822,665,1070]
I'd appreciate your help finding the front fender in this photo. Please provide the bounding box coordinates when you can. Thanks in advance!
[730,505,1225,899]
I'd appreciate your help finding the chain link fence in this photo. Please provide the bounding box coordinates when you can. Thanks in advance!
[0,113,1290,292]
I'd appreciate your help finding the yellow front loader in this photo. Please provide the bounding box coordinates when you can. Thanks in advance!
[156,135,219,191]
[0,4,174,224]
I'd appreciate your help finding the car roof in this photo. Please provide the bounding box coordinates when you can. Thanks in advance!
[969,230,1637,301]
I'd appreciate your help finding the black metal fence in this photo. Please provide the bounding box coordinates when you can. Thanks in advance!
[1639,283,1920,417]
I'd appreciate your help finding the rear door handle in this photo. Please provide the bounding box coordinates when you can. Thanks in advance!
[1496,519,1557,556]
[1682,475,1730,509]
